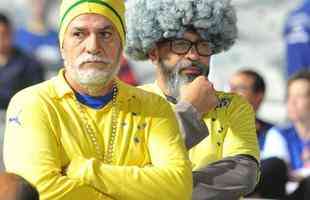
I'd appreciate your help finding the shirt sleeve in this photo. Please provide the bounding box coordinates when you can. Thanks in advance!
[175,100,209,149]
[222,95,260,162]
[192,155,259,199]
[3,92,110,200]
[66,104,193,200]
[261,128,290,162]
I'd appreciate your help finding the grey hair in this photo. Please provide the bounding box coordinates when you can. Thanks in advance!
[125,0,238,61]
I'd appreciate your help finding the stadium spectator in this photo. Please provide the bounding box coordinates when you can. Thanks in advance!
[261,70,310,200]
[126,0,260,199]
[14,0,60,69]
[229,69,273,151]
[3,1,192,200]
[0,13,44,109]
[284,0,310,77]
[0,172,39,200]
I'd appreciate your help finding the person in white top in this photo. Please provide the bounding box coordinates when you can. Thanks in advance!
[260,70,310,200]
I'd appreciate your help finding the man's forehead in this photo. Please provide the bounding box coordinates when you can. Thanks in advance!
[231,74,254,87]
[289,79,310,91]
[176,30,202,40]
[236,73,255,82]
[0,22,10,31]
[68,13,115,29]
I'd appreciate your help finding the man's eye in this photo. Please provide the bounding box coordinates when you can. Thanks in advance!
[73,32,84,38]
[175,41,189,46]
[100,32,113,40]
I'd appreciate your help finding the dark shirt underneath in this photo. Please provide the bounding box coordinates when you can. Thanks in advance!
[256,118,273,151]
[0,47,44,109]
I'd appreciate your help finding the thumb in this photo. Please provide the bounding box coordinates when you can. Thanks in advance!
[179,84,188,95]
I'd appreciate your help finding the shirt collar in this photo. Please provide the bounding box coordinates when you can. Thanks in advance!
[52,69,127,101]
[52,68,75,98]
[150,81,178,104]
[152,81,166,98]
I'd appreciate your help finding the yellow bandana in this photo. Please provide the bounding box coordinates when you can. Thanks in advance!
[59,0,126,47]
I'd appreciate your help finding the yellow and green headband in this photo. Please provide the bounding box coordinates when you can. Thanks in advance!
[59,0,126,48]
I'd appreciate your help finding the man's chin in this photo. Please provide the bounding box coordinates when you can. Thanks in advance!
[77,68,119,86]
[81,62,109,69]
[179,73,199,83]
[78,76,110,86]
[76,71,108,84]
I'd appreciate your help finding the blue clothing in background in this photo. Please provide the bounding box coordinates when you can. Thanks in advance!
[14,28,60,69]
[284,1,310,77]
[276,125,308,170]
[0,48,44,109]
[14,28,58,54]
[257,118,273,151]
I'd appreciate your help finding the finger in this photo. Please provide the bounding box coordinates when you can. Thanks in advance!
[209,82,215,90]
[195,75,207,82]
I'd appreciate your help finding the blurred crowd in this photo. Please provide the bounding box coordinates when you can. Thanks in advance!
[0,0,309,199]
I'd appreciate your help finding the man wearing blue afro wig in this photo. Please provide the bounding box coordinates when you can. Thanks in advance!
[126,0,260,199]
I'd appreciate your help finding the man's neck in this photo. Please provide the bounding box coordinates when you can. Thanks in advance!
[156,69,170,96]
[64,72,114,97]
[0,53,10,66]
[295,120,310,140]
[80,83,114,97]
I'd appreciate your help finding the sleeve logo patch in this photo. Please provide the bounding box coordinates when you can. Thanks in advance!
[8,109,22,126]
[216,98,231,109]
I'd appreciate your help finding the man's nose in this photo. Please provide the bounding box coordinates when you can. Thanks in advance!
[85,34,101,54]
[185,45,200,61]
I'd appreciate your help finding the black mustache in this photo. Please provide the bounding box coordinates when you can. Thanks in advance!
[178,62,209,77]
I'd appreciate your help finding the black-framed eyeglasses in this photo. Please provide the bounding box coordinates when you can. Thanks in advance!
[165,38,214,57]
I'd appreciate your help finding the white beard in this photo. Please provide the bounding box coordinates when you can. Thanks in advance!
[74,65,120,86]
[158,58,209,100]
[63,51,121,87]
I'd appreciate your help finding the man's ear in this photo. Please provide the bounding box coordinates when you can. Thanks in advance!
[148,47,159,64]
[60,45,66,60]
[255,91,264,106]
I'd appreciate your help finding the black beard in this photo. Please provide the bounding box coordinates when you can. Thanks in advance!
[158,58,209,101]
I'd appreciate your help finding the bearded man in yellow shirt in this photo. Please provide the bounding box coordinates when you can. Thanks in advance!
[3,1,192,200]
[125,0,260,199]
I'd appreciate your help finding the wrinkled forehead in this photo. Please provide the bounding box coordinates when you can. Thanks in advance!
[67,13,115,31]
[232,73,255,85]
[288,79,310,95]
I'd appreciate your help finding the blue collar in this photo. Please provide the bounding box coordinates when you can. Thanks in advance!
[75,91,114,109]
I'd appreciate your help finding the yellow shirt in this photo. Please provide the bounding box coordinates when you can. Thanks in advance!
[141,83,259,171]
[4,70,192,200]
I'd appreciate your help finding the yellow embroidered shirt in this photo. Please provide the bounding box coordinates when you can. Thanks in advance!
[4,71,192,200]
[140,83,260,171]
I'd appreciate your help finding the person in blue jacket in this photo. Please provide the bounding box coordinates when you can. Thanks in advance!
[284,0,310,78]
[261,70,310,200]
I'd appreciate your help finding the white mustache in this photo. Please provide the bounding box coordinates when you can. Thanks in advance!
[176,60,192,70]
[76,54,113,66]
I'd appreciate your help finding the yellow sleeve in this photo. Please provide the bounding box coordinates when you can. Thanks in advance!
[3,92,110,200]
[222,95,260,161]
[67,105,193,200]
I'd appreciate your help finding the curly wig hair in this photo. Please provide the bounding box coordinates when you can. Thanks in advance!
[125,0,238,61]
